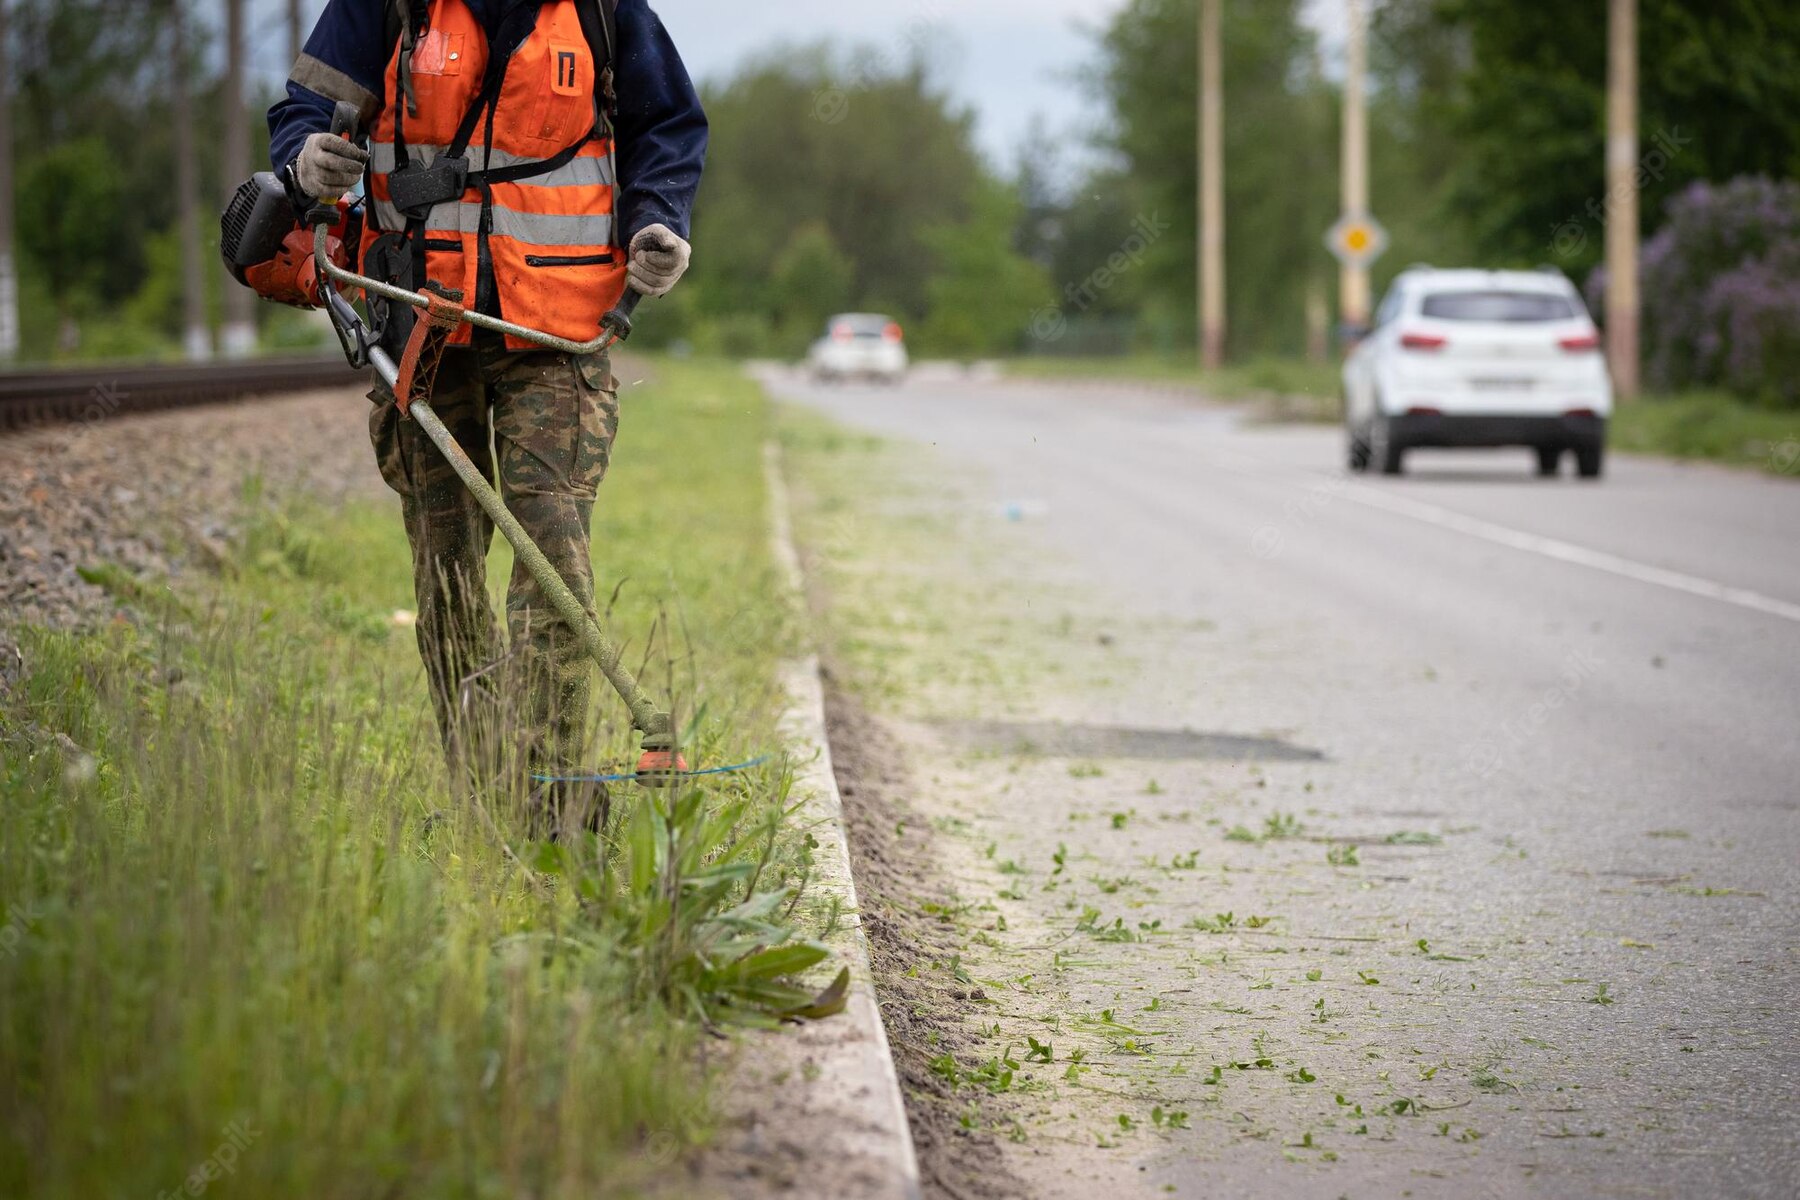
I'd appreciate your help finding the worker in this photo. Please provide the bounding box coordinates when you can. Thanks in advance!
[267,0,707,836]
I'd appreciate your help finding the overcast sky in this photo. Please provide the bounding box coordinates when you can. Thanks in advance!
[252,0,1346,168]
[656,0,1122,168]
[659,0,1347,167]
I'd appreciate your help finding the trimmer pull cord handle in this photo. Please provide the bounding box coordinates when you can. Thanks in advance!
[306,101,363,227]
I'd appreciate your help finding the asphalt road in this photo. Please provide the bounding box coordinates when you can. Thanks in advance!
[772,368,1800,1200]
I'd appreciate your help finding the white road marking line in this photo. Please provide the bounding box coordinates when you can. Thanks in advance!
[1337,483,1800,625]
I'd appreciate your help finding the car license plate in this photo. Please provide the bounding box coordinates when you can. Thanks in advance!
[1469,377,1534,391]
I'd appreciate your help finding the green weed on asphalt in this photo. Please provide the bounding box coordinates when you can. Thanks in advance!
[0,360,822,1199]
[776,409,1136,719]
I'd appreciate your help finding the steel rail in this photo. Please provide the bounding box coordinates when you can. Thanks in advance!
[0,357,363,433]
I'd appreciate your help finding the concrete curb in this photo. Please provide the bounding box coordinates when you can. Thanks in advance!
[762,439,922,1200]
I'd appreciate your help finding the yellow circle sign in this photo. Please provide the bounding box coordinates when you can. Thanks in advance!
[1326,212,1389,267]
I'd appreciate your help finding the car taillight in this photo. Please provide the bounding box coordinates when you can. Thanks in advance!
[1405,406,1442,417]
[832,324,853,342]
[1565,407,1599,418]
[1400,332,1446,351]
[1558,332,1601,352]
[884,322,903,342]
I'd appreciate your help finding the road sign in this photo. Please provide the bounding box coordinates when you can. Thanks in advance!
[1325,212,1389,268]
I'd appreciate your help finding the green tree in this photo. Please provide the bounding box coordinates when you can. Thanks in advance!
[1090,0,1337,357]
[1361,0,1480,293]
[1382,0,1800,273]
[920,181,1053,357]
[12,1,185,305]
[18,138,124,328]
[691,44,986,325]
[770,222,855,351]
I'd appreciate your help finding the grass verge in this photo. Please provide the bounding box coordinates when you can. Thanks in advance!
[0,359,833,1198]
[1610,390,1800,475]
[1003,355,1342,421]
[1006,356,1800,473]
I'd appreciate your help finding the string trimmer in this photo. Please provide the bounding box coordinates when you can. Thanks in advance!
[222,102,708,786]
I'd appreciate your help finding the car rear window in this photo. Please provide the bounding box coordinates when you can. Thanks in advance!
[1419,291,1578,322]
[831,315,893,338]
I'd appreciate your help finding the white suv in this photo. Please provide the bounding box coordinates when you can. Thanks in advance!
[1343,268,1613,478]
[807,313,909,384]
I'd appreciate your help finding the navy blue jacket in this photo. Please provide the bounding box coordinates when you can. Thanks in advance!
[267,0,707,242]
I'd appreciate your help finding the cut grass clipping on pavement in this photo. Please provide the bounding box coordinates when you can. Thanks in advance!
[0,360,836,1198]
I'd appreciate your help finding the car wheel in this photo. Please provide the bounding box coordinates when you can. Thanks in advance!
[1536,446,1562,477]
[1347,426,1371,473]
[1575,444,1605,479]
[1371,416,1405,476]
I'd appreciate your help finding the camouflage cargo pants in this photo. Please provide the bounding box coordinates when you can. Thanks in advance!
[370,331,620,810]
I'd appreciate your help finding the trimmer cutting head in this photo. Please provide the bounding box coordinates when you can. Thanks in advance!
[633,747,692,788]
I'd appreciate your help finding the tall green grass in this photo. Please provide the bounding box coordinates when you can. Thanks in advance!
[1610,390,1800,475]
[0,359,819,1197]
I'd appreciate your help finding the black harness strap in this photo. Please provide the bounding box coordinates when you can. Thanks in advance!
[381,0,618,325]
[574,0,617,134]
[390,0,432,305]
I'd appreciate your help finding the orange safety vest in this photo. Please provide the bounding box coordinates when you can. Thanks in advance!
[364,0,625,349]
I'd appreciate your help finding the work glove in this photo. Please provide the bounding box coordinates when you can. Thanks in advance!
[627,224,691,298]
[294,131,370,200]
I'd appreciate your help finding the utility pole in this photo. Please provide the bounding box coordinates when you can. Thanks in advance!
[219,0,257,358]
[1339,0,1371,331]
[172,0,211,361]
[1605,0,1639,400]
[288,0,304,67]
[0,0,18,361]
[1198,0,1225,369]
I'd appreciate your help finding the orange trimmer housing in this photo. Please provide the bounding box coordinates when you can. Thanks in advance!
[243,227,346,309]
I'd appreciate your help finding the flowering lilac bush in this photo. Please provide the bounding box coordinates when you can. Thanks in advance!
[1588,177,1800,407]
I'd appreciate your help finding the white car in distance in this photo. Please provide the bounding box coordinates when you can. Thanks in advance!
[808,313,909,384]
[1343,268,1613,478]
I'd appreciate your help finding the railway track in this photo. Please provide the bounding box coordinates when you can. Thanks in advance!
[0,356,363,432]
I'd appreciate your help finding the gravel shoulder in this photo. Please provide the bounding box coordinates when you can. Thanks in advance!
[0,389,383,631]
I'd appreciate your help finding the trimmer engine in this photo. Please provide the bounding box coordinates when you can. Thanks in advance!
[219,171,358,309]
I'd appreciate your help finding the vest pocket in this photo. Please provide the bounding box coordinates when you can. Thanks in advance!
[525,252,615,268]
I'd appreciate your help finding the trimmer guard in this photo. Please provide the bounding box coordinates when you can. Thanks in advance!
[393,286,467,418]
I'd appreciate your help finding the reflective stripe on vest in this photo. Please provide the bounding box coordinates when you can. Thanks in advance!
[369,143,615,188]
[362,0,627,347]
[371,198,613,246]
